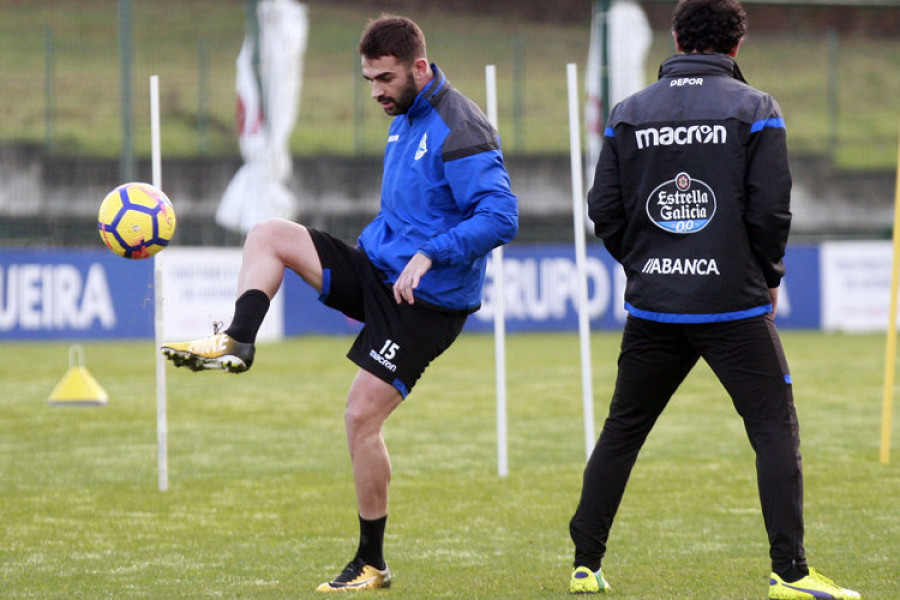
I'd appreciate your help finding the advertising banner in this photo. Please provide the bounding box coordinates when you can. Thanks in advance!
[781,243,821,330]
[0,248,283,342]
[281,243,820,336]
[821,240,893,332]
[158,248,283,342]
[0,242,851,341]
[0,249,153,340]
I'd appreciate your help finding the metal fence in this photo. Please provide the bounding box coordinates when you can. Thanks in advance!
[0,1,898,246]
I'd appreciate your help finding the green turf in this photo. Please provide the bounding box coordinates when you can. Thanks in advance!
[0,1,897,168]
[1,331,897,598]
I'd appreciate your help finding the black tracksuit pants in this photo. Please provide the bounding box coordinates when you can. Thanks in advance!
[569,314,807,576]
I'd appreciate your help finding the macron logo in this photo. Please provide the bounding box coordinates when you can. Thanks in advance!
[635,124,726,149]
[415,133,428,160]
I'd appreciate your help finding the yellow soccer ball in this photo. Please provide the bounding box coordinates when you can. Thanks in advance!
[97,182,177,259]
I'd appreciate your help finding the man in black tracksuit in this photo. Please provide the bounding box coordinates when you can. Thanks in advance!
[567,1,860,598]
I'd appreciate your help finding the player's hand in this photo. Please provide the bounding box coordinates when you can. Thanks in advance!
[393,252,433,304]
[769,287,779,317]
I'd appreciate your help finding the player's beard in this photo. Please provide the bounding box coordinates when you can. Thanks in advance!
[378,70,419,116]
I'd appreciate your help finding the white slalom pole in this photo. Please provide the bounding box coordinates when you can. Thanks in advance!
[486,64,508,477]
[567,63,596,460]
[150,75,169,492]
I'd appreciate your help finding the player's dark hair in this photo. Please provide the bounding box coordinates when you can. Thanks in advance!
[358,15,427,65]
[672,0,747,54]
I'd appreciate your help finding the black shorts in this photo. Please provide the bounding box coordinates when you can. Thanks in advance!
[308,229,468,398]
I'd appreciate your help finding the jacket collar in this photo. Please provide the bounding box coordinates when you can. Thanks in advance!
[405,63,446,123]
[658,53,747,84]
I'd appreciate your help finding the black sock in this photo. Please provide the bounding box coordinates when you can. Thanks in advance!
[778,563,809,583]
[355,514,387,570]
[224,289,270,344]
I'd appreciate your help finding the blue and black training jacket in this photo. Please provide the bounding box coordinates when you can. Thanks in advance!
[588,53,792,324]
[358,63,519,313]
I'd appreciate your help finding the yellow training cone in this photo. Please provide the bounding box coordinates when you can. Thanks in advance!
[48,345,108,406]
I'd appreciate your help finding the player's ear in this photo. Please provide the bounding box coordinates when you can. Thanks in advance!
[672,30,683,53]
[412,57,429,80]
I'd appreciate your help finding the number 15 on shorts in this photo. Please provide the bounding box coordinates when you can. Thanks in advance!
[379,339,399,360]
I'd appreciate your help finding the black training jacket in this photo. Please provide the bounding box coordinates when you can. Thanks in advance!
[588,53,792,323]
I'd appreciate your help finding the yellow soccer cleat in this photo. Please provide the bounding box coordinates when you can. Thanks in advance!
[316,558,392,593]
[161,333,255,373]
[569,566,610,594]
[768,569,860,599]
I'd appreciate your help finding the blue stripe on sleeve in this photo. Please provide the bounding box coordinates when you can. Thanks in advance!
[750,117,786,133]
[604,126,615,137]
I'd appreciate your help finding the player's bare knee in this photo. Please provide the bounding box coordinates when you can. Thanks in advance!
[246,218,286,245]
[344,405,368,437]
[243,220,274,253]
[245,219,305,255]
[344,402,388,441]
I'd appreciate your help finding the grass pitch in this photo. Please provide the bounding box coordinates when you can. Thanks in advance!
[1,332,897,598]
